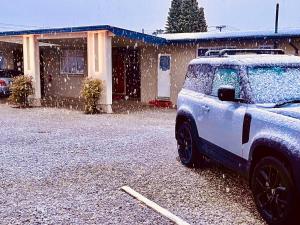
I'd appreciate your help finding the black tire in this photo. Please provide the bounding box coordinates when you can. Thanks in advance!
[251,156,298,225]
[176,121,203,168]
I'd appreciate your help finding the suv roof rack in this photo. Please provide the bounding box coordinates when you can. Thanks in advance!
[205,49,285,57]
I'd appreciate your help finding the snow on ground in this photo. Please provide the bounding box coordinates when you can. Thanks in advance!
[0,104,265,225]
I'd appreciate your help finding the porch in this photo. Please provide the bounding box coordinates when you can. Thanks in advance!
[0,26,166,113]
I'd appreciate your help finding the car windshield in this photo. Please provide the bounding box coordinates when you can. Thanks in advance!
[247,65,300,104]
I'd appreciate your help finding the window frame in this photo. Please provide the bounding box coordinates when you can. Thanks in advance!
[60,49,85,75]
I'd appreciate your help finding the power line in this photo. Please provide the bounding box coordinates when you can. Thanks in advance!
[0,22,49,30]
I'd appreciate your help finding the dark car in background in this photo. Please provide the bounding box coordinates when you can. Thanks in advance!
[0,70,21,97]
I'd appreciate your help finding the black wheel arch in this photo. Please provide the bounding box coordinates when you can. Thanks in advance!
[175,110,198,141]
[248,138,298,190]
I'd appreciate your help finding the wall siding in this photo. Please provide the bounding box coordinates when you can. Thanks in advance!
[42,47,87,98]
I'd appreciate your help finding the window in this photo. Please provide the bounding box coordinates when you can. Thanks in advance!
[0,54,6,69]
[184,64,214,94]
[159,55,171,71]
[211,67,240,98]
[60,50,85,75]
[248,65,300,103]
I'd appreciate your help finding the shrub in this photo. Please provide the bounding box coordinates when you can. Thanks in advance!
[81,78,103,114]
[9,75,34,107]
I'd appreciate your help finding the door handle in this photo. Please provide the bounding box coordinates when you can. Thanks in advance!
[202,105,210,112]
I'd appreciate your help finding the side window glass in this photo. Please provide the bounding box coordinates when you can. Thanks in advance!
[184,65,196,90]
[211,67,240,98]
[195,64,214,94]
[184,64,214,94]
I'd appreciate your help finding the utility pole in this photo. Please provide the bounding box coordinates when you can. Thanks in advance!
[216,25,226,32]
[275,3,279,33]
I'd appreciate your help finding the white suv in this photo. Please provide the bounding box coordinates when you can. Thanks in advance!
[176,49,300,225]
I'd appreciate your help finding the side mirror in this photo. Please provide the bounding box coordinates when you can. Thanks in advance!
[218,85,236,101]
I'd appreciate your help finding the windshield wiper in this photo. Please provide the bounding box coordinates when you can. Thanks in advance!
[274,99,300,108]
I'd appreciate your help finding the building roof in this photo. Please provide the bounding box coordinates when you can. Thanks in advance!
[1,25,300,45]
[159,29,300,43]
[0,25,166,45]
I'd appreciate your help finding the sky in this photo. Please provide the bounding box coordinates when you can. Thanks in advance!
[0,0,300,33]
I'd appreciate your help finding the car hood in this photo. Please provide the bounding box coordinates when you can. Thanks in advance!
[265,104,300,120]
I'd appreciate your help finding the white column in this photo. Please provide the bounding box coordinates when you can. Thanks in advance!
[87,31,113,113]
[23,35,41,105]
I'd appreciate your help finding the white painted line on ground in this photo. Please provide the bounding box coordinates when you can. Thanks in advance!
[121,186,190,225]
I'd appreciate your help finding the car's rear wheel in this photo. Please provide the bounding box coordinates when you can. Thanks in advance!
[251,156,297,225]
[177,121,203,167]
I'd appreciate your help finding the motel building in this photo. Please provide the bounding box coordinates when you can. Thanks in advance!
[0,25,300,112]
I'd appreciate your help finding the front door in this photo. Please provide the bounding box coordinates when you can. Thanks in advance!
[112,49,126,99]
[157,54,171,99]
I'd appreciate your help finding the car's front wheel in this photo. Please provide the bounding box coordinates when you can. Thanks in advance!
[177,121,203,167]
[251,156,297,225]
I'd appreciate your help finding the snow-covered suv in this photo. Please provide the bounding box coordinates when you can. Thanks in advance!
[176,49,300,225]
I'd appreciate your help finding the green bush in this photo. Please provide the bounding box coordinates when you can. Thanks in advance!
[81,78,103,114]
[9,75,34,107]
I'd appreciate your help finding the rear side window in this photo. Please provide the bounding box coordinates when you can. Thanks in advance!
[211,67,241,98]
[184,64,214,94]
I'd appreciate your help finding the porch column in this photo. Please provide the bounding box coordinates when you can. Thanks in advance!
[23,35,41,105]
[87,31,113,113]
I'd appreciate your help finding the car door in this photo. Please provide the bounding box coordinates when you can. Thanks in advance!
[182,63,215,132]
[196,66,247,162]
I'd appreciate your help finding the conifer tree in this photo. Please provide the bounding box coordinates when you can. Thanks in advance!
[166,0,207,33]
[180,0,207,33]
[166,0,183,33]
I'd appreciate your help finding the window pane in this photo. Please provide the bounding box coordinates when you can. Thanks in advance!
[0,55,5,69]
[160,56,170,71]
[248,66,300,103]
[77,57,85,74]
[184,64,214,94]
[211,68,240,98]
[61,50,85,75]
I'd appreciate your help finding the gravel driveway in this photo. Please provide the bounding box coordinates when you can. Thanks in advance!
[0,104,265,225]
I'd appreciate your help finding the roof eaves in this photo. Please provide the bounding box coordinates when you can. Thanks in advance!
[0,25,167,45]
[107,26,166,45]
[166,33,300,44]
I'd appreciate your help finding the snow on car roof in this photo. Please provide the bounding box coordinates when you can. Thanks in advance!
[159,28,300,42]
[190,54,300,66]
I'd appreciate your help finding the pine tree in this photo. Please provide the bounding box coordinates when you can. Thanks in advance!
[197,7,207,32]
[166,0,207,33]
[180,0,207,33]
[166,0,183,33]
